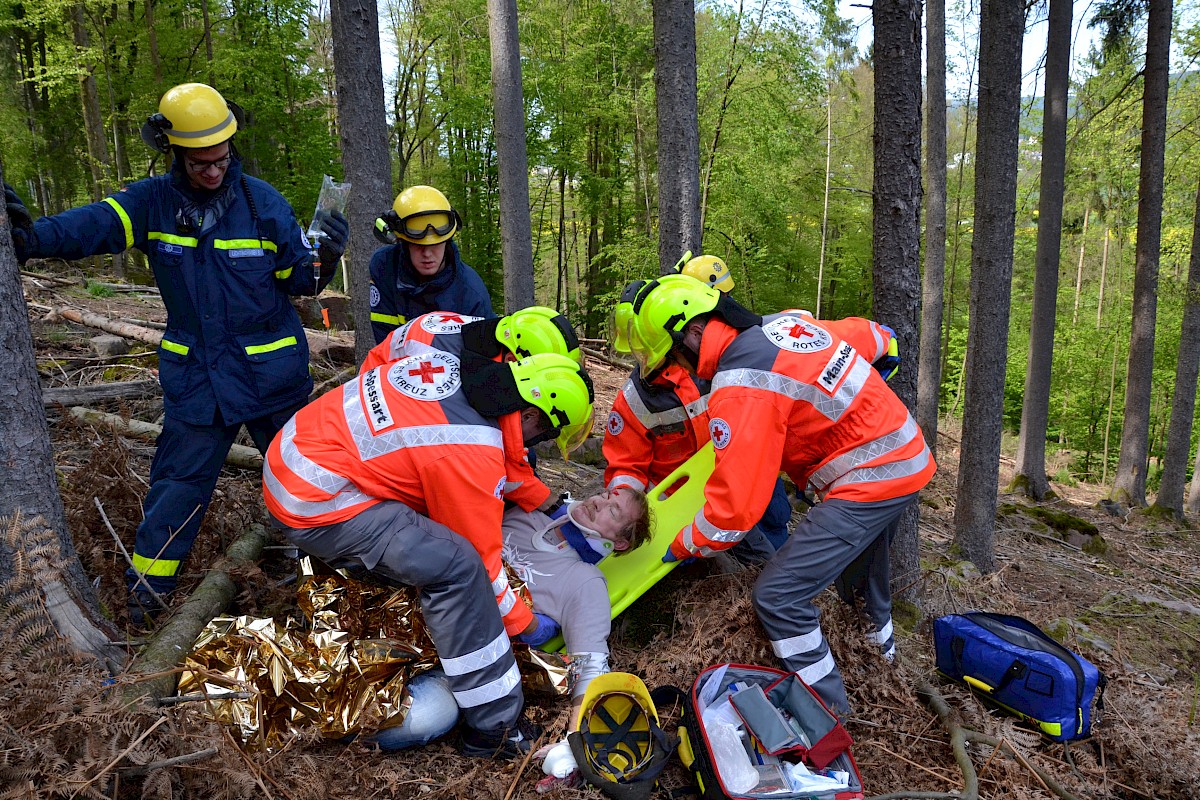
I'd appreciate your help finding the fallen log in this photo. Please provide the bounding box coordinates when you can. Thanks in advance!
[68,407,263,469]
[123,524,271,704]
[43,379,160,408]
[53,307,161,345]
[92,281,160,294]
[582,345,633,370]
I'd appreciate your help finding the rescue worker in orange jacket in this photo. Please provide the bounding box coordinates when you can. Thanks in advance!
[620,274,934,714]
[263,352,593,757]
[603,259,791,552]
[358,306,581,512]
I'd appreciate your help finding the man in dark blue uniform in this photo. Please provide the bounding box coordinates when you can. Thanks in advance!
[368,185,493,343]
[4,82,348,624]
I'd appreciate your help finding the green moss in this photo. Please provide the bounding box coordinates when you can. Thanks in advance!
[1042,618,1070,644]
[892,599,921,632]
[1023,505,1098,537]
[1082,535,1108,555]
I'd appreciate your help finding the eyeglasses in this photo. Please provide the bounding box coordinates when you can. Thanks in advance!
[184,153,232,174]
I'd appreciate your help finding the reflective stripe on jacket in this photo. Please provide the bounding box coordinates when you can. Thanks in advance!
[602,364,711,492]
[368,240,495,343]
[358,312,551,512]
[26,158,321,425]
[263,353,533,635]
[674,314,935,558]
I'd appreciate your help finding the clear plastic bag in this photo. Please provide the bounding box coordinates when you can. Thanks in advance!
[306,174,351,244]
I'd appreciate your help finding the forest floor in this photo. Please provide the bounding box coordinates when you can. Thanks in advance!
[8,266,1200,799]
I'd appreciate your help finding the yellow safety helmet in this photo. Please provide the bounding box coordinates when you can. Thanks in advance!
[623,274,720,374]
[141,83,240,153]
[375,185,462,245]
[566,672,675,798]
[510,353,595,458]
[682,254,734,293]
[496,306,581,362]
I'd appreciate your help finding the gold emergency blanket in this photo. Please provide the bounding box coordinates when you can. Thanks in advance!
[179,558,568,751]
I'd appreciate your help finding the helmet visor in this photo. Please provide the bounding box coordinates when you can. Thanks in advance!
[610,304,634,354]
[557,405,594,459]
[625,317,667,374]
[395,209,455,240]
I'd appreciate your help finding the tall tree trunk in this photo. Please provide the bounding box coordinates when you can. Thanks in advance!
[145,0,163,84]
[488,0,535,312]
[1014,0,1072,501]
[0,161,111,654]
[330,0,395,363]
[1111,0,1171,509]
[652,0,701,273]
[918,0,947,453]
[72,5,111,205]
[951,0,1024,574]
[872,0,923,603]
[1153,177,1200,517]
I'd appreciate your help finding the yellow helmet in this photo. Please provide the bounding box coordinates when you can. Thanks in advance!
[623,275,720,373]
[510,353,595,458]
[377,185,462,245]
[496,306,581,362]
[141,83,238,153]
[567,672,673,791]
[682,254,734,293]
[609,280,649,355]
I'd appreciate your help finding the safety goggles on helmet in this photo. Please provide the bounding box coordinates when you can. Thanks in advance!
[396,209,456,239]
[623,313,671,374]
[610,280,648,355]
[557,406,595,460]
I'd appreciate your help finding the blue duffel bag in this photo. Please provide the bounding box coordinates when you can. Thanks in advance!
[933,612,1106,741]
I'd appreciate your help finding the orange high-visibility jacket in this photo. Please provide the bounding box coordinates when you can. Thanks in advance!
[602,364,711,492]
[671,313,935,559]
[264,353,534,635]
[357,312,552,513]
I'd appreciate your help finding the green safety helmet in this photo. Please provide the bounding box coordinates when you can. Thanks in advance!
[623,274,720,374]
[497,306,581,362]
[510,353,595,458]
[681,254,734,293]
[566,672,676,799]
[610,280,649,355]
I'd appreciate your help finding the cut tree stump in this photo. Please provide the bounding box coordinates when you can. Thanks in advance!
[69,408,263,469]
[43,380,160,408]
[123,524,272,704]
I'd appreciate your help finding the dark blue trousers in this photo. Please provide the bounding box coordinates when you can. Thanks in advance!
[126,403,302,594]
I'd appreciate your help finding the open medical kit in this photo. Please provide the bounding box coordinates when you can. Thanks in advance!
[933,612,1106,741]
[666,663,864,799]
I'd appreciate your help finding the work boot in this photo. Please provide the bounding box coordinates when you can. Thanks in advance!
[127,588,164,628]
[459,714,543,760]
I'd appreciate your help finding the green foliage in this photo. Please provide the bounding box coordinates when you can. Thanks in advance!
[85,281,113,298]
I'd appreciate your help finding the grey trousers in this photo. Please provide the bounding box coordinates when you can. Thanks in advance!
[752,492,917,714]
[280,501,523,733]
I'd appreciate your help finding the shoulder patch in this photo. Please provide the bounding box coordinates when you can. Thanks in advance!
[709,418,732,449]
[387,351,461,401]
[420,312,478,334]
[606,411,625,436]
[369,284,381,308]
[494,475,507,500]
[762,315,833,353]
[817,341,858,394]
[361,367,395,432]
[298,224,312,251]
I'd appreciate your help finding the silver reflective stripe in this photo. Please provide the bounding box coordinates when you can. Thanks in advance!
[451,663,521,708]
[694,509,747,543]
[386,320,415,361]
[503,480,524,494]
[871,326,885,360]
[277,417,353,495]
[620,381,687,429]
[491,570,511,595]
[395,338,439,361]
[262,455,373,519]
[681,526,718,558]
[683,395,710,419]
[607,475,647,493]
[873,619,894,645]
[770,628,824,659]
[497,587,517,615]
[166,111,235,140]
[342,380,502,461]
[808,416,921,491]
[440,631,510,677]
[825,445,931,494]
[713,358,871,422]
[795,651,836,686]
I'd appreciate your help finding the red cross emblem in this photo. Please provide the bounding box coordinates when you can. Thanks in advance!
[789,323,815,340]
[409,361,445,383]
[438,313,465,324]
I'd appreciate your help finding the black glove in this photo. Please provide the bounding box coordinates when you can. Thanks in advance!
[4,182,34,264]
[313,209,349,279]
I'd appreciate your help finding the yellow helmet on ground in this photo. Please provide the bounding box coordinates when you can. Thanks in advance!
[566,672,676,799]
[141,83,238,153]
[497,306,581,362]
[376,185,462,245]
[510,353,595,458]
[682,254,734,293]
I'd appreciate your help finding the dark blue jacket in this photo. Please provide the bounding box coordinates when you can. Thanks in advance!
[368,239,494,343]
[26,157,324,425]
